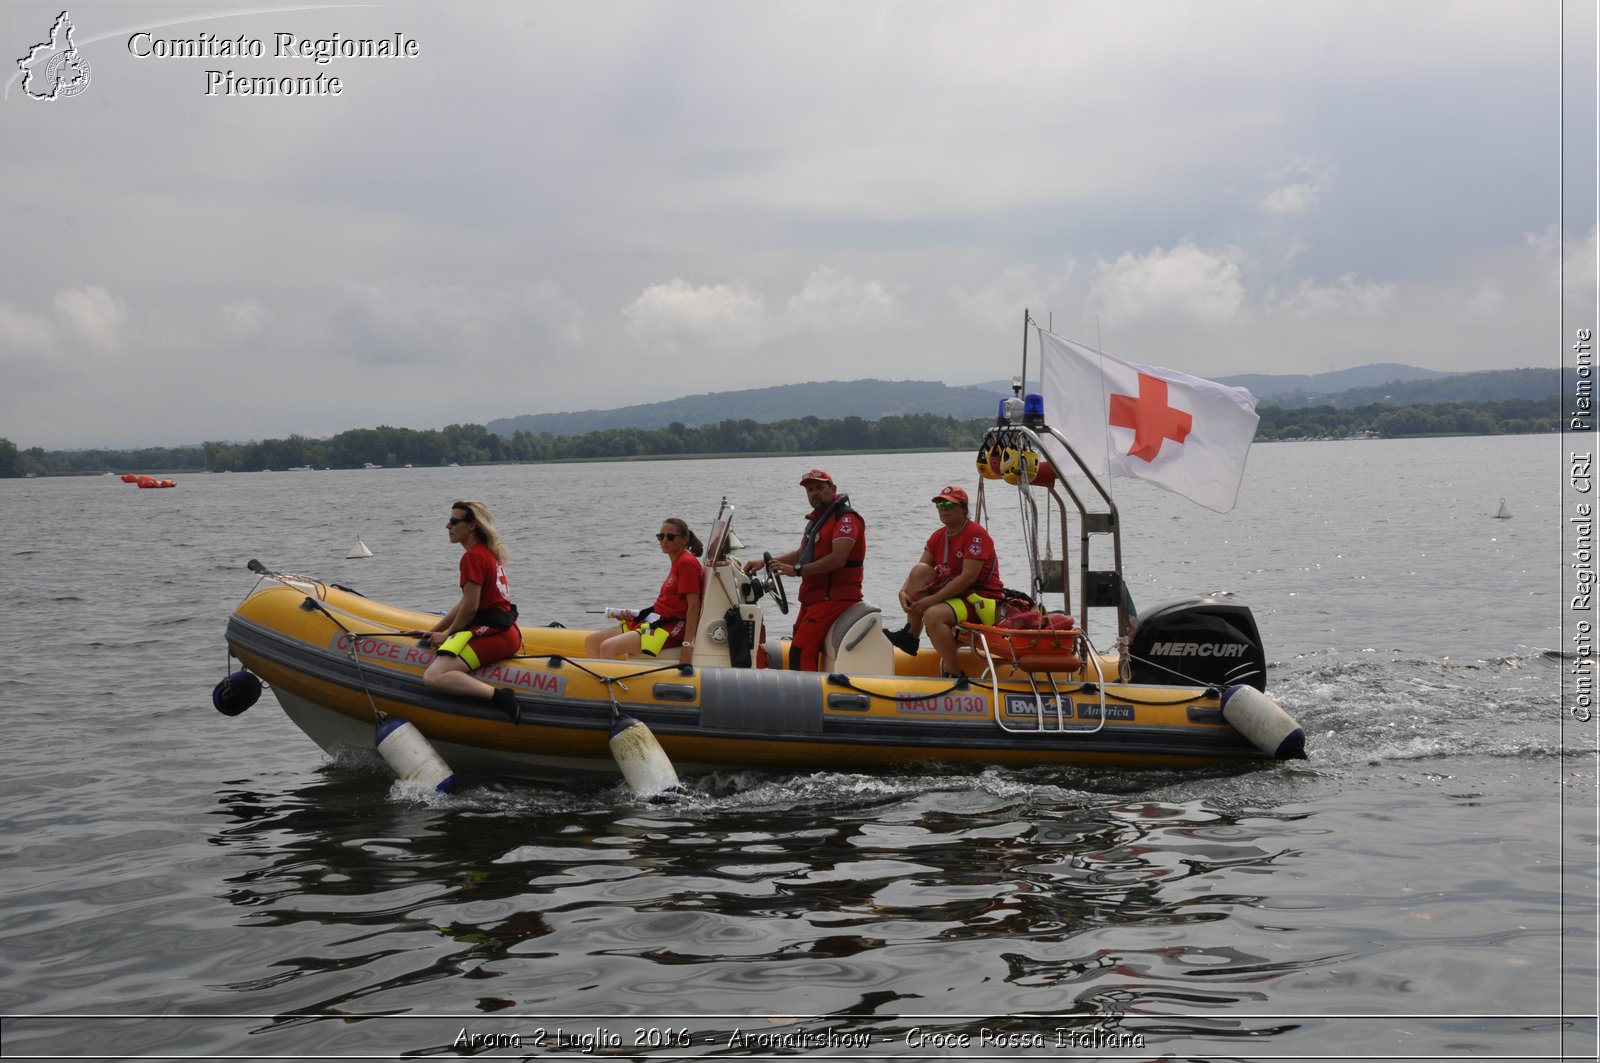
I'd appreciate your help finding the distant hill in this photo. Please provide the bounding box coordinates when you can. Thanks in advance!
[489,366,1562,438]
[1218,363,1457,399]
[1262,367,1560,409]
[977,362,1454,399]
[488,380,1005,437]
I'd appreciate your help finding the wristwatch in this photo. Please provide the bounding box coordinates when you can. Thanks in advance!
[795,564,804,578]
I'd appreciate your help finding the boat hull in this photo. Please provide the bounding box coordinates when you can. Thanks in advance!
[226,582,1295,783]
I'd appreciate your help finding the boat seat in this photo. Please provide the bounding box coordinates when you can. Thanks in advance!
[821,601,895,675]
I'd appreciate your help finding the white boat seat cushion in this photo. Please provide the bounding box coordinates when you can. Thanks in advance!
[822,601,895,675]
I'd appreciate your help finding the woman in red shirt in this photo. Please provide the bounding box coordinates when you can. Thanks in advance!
[585,517,705,664]
[401,499,523,722]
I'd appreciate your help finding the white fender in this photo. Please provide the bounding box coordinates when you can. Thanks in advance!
[1221,685,1306,760]
[374,715,457,793]
[609,715,682,799]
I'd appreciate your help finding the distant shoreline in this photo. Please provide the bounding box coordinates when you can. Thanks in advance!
[3,430,1564,479]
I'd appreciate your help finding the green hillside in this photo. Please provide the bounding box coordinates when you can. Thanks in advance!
[490,368,1562,437]
[1262,367,1558,409]
[488,380,1005,437]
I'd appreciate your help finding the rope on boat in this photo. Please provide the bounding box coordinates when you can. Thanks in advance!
[540,655,692,720]
[294,594,389,720]
[824,672,1055,703]
[821,669,1215,708]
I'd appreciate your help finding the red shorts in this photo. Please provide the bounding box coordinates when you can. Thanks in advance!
[790,598,857,671]
[438,624,522,670]
[624,616,686,656]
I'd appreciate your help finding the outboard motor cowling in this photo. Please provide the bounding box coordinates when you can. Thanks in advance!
[1126,597,1267,690]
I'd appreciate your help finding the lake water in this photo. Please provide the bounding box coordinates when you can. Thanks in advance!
[1,434,1594,1061]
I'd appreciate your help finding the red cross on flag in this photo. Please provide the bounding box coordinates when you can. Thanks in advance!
[1038,329,1260,513]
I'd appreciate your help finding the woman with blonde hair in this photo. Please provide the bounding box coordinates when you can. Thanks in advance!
[400,500,523,722]
[586,517,704,664]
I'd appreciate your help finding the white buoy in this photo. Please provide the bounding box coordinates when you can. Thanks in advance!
[348,538,374,558]
[608,715,682,799]
[374,714,456,792]
[1493,498,1512,519]
[1220,685,1306,760]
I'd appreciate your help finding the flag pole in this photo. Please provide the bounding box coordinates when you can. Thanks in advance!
[1018,308,1030,396]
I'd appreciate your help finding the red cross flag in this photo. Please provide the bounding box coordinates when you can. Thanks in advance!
[1038,329,1260,513]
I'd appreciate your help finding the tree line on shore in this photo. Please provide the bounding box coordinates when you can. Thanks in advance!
[0,394,1566,477]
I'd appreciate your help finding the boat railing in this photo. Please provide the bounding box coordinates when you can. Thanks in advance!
[246,559,329,601]
[961,623,1109,736]
[976,420,1132,645]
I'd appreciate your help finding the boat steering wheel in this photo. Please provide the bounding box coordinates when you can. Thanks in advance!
[762,551,790,615]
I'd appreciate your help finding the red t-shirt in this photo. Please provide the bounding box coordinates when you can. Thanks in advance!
[923,521,1003,598]
[459,542,513,613]
[650,550,705,620]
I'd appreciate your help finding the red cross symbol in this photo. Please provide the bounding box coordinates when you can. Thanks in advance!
[1108,373,1192,462]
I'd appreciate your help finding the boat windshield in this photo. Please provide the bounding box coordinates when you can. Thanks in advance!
[703,498,737,564]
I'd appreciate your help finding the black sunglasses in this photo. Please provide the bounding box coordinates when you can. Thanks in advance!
[656,532,680,541]
[448,515,473,526]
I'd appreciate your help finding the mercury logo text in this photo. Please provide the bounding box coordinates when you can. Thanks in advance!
[1149,642,1248,657]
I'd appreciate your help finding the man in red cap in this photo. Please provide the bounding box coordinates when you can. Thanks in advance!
[888,484,1004,680]
[744,468,866,670]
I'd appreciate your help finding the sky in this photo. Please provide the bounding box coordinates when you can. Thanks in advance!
[3,0,1595,449]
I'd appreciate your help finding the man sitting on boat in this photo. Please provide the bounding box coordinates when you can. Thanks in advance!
[888,485,1004,680]
[742,468,866,670]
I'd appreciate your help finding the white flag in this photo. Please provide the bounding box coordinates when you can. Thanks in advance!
[1038,329,1259,513]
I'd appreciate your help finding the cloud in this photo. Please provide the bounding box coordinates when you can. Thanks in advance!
[1270,274,1397,318]
[622,267,901,356]
[0,303,55,350]
[1262,182,1320,215]
[220,299,267,338]
[1090,243,1247,325]
[623,278,768,355]
[785,267,902,332]
[327,279,585,366]
[1261,155,1332,216]
[53,286,125,349]
[1461,284,1505,317]
[952,263,1077,328]
[1555,224,1598,298]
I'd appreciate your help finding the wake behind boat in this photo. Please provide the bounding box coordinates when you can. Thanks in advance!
[220,322,1306,789]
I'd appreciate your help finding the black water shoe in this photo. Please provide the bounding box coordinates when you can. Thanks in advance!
[491,687,521,725]
[885,626,920,655]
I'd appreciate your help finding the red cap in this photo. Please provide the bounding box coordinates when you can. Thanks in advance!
[800,468,835,486]
[932,485,968,506]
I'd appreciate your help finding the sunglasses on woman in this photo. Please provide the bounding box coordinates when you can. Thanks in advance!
[656,532,680,541]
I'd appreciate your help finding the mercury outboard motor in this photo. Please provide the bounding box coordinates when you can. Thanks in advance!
[1126,597,1268,690]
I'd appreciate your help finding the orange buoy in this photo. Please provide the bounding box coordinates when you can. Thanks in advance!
[120,473,137,483]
